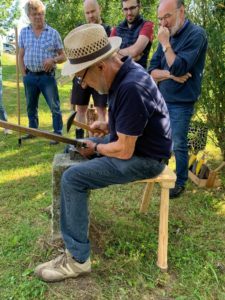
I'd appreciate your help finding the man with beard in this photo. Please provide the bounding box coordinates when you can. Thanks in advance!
[110,0,154,69]
[70,0,111,139]
[148,0,207,198]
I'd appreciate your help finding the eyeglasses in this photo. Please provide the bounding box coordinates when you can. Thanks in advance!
[76,68,89,85]
[122,5,139,13]
[158,8,179,22]
[30,12,45,17]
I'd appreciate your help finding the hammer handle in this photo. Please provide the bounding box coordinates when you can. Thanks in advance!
[73,120,105,134]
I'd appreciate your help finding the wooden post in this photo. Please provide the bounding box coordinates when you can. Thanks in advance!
[139,182,155,213]
[157,184,169,271]
[15,26,22,146]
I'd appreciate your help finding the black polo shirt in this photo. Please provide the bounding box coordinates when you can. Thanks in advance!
[108,57,172,160]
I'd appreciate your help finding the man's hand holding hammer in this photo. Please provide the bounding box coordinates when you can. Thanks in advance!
[90,121,109,137]
[78,121,109,158]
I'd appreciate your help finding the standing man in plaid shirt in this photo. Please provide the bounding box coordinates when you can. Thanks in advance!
[19,0,66,144]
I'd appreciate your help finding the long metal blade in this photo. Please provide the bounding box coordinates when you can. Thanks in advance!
[0,120,86,148]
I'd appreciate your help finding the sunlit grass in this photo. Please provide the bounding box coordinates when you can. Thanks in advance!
[2,80,18,87]
[0,164,50,183]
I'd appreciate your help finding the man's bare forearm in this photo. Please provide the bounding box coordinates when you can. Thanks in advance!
[18,56,26,76]
[55,50,66,64]
[150,69,171,83]
[18,49,26,76]
[151,69,192,84]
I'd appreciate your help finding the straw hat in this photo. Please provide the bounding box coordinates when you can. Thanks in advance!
[62,24,122,76]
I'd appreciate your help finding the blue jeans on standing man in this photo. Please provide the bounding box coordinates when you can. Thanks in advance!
[23,72,63,134]
[60,136,166,262]
[166,102,194,187]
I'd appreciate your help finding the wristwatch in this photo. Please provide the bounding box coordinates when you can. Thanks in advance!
[162,44,171,53]
[94,143,101,156]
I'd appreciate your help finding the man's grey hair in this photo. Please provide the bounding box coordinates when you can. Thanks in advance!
[158,0,184,9]
[177,0,184,8]
[24,0,46,16]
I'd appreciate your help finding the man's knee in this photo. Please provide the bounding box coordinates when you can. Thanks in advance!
[61,167,76,185]
[96,107,106,121]
[77,105,88,114]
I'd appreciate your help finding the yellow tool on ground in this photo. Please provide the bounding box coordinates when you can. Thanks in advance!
[188,153,197,169]
[196,154,205,176]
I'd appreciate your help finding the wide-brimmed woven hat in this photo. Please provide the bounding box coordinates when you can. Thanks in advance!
[62,24,122,76]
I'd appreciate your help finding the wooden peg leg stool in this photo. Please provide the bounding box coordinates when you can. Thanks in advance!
[136,165,176,271]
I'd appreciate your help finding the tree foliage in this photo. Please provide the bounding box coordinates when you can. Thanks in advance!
[0,0,20,34]
[187,0,225,159]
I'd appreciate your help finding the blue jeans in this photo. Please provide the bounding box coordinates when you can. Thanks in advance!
[60,137,165,262]
[0,78,7,121]
[23,73,63,134]
[166,102,194,187]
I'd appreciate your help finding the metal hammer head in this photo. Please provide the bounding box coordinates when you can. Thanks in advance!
[66,111,104,135]
[67,111,77,133]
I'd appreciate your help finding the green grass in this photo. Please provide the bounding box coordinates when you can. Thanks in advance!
[0,53,225,299]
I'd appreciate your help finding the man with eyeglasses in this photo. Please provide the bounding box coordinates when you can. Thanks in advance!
[18,0,66,144]
[110,0,154,69]
[70,0,111,139]
[34,23,172,283]
[148,0,207,198]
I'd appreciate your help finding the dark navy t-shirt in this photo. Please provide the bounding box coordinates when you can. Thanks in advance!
[108,57,172,159]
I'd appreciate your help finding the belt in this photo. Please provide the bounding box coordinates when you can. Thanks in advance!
[26,68,55,76]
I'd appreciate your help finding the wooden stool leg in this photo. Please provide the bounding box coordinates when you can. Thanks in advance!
[139,182,155,213]
[157,185,169,271]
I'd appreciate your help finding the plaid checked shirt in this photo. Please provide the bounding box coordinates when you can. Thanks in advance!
[19,24,63,72]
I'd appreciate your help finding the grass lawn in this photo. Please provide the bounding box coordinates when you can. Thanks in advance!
[0,53,225,300]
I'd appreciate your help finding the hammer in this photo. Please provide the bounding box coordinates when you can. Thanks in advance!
[66,111,105,135]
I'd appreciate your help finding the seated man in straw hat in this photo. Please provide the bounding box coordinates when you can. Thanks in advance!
[35,24,172,282]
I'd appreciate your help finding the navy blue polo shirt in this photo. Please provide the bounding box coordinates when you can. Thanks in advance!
[108,57,172,159]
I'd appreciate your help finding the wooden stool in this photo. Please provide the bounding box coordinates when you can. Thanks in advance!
[136,165,176,271]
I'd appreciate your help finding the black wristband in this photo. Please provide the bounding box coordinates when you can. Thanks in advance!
[94,143,100,155]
